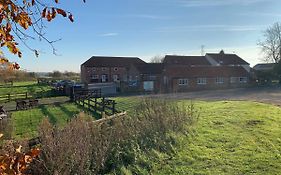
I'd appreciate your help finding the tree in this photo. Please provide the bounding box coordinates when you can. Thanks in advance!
[0,0,85,69]
[150,55,164,63]
[258,22,281,63]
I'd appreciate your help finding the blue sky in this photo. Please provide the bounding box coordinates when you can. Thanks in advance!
[5,0,281,72]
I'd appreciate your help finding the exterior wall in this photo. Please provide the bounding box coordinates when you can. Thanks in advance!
[241,64,251,72]
[81,66,128,84]
[171,76,250,92]
[81,66,92,84]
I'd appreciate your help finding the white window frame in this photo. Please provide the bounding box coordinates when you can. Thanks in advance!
[239,77,247,83]
[216,77,224,84]
[92,75,99,79]
[113,74,119,81]
[101,74,107,82]
[178,79,188,86]
[197,78,207,85]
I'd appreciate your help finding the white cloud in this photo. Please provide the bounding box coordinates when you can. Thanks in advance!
[132,14,173,20]
[156,25,265,33]
[99,33,119,37]
[178,0,267,7]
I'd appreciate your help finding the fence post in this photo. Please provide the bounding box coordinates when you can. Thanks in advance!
[25,92,28,99]
[94,97,97,112]
[112,101,116,115]
[102,97,105,112]
[88,98,90,111]
[8,94,10,102]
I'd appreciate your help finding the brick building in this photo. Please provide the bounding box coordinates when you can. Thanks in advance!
[81,51,252,93]
[81,56,145,84]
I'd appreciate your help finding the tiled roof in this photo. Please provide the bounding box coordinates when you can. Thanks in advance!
[81,56,145,67]
[163,55,211,66]
[135,63,164,74]
[165,65,249,78]
[206,53,249,65]
[253,63,276,70]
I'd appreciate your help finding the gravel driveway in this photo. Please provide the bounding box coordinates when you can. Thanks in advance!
[153,86,281,106]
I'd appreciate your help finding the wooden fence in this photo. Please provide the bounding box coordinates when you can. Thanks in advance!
[0,92,30,103]
[73,89,119,116]
[0,90,60,103]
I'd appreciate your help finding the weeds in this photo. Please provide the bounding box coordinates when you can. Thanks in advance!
[31,98,196,174]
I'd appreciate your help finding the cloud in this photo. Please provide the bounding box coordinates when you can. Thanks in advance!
[240,12,281,17]
[178,0,266,7]
[132,14,173,20]
[99,33,119,37]
[156,25,265,33]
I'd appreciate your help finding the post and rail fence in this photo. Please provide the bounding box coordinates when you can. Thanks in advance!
[73,89,119,116]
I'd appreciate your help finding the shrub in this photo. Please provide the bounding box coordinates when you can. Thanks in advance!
[32,98,197,174]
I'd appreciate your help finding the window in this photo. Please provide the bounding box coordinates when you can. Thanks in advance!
[92,68,96,71]
[101,74,108,82]
[178,79,188,86]
[239,77,247,83]
[102,67,107,71]
[149,75,157,80]
[92,75,99,79]
[114,67,118,71]
[197,78,207,85]
[230,77,237,83]
[113,74,119,81]
[216,77,224,84]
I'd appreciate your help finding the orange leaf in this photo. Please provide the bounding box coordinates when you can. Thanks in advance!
[42,7,47,18]
[68,14,74,22]
[56,8,67,17]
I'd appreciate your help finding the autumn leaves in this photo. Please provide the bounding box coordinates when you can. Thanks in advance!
[0,0,83,70]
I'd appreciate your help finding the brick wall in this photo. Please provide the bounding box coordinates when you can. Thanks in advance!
[171,76,250,92]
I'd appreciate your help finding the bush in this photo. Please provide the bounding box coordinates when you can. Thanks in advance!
[32,98,197,174]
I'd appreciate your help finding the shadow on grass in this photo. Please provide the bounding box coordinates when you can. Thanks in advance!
[56,103,77,122]
[75,102,102,120]
[39,105,57,125]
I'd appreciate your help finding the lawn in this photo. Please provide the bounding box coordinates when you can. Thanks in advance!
[150,101,281,175]
[11,97,138,139]
[0,81,53,102]
[12,103,83,139]
[9,96,281,174]
[0,81,52,95]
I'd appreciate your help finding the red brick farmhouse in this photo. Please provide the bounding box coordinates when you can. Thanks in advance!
[81,51,252,93]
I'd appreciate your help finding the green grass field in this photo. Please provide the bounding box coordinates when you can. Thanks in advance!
[11,97,138,139]
[150,101,281,175]
[12,103,83,139]
[9,96,281,174]
[0,81,53,102]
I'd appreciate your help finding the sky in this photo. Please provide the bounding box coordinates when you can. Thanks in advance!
[4,0,281,72]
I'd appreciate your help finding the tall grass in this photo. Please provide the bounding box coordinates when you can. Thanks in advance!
[30,98,197,174]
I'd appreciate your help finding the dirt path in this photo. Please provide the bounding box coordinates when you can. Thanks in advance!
[152,87,281,107]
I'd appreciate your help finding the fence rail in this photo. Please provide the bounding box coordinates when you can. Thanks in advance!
[73,89,120,116]
[76,97,118,116]
[0,90,61,103]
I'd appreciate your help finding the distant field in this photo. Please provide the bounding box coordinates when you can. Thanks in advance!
[0,81,53,102]
[150,101,281,175]
[0,81,52,95]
